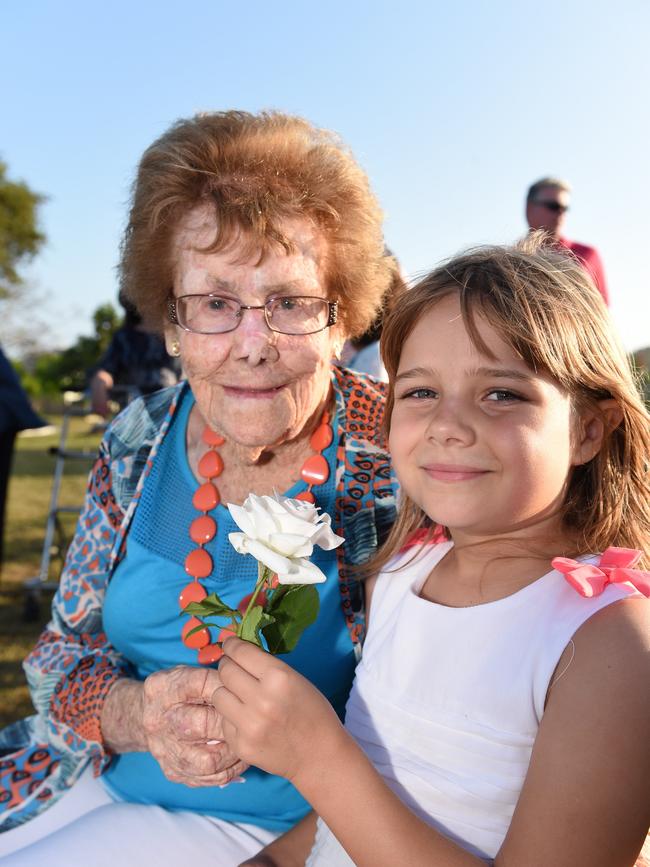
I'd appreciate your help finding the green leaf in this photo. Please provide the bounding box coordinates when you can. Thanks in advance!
[266,583,291,606]
[239,605,276,649]
[183,593,239,618]
[262,585,320,655]
[184,621,211,640]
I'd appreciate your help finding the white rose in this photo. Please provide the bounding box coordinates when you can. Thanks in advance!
[227,493,344,585]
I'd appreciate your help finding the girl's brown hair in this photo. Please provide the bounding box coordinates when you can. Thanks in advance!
[375,235,650,571]
[119,110,391,338]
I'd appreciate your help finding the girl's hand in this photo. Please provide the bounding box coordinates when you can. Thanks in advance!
[212,638,347,786]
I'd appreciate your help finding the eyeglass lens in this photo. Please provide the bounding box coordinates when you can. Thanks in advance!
[536,200,568,213]
[175,295,331,335]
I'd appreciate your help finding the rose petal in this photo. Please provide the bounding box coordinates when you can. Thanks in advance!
[265,495,289,515]
[227,503,258,538]
[281,498,319,521]
[230,534,296,577]
[228,532,249,555]
[268,532,314,558]
[248,496,280,538]
[277,557,327,585]
[272,510,320,538]
[309,521,344,550]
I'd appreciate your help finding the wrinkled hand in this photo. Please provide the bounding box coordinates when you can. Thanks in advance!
[212,638,346,786]
[142,665,249,787]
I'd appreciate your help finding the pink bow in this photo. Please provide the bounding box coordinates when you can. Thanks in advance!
[552,547,650,598]
[400,525,447,551]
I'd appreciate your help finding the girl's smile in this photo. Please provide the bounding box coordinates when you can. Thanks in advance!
[421,463,490,482]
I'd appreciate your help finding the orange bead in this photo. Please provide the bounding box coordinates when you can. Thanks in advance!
[295,490,315,503]
[198,643,224,665]
[218,627,238,643]
[301,454,330,486]
[178,580,207,610]
[182,617,210,649]
[237,590,267,615]
[192,482,220,511]
[185,547,213,578]
[198,450,224,479]
[310,423,333,451]
[202,427,225,447]
[190,515,217,544]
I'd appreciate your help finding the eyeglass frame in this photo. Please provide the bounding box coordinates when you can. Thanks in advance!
[532,199,569,214]
[167,293,339,336]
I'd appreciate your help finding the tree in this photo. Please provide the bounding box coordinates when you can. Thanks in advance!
[0,160,46,299]
[0,162,123,396]
[20,302,121,396]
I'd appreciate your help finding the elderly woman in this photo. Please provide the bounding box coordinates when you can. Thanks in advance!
[0,111,398,864]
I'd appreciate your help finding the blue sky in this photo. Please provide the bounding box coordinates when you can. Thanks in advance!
[2,0,649,353]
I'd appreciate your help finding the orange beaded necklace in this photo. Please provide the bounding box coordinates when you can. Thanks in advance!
[179,411,334,664]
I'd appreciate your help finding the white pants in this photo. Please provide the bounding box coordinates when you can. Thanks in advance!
[0,768,278,866]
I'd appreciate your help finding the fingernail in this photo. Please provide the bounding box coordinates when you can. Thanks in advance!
[218,776,246,789]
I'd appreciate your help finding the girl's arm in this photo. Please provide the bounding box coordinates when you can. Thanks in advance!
[215,597,650,867]
[236,576,380,867]
[214,638,482,866]
[497,597,650,866]
[239,812,317,867]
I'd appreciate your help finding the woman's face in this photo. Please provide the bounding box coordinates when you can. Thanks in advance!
[168,207,342,448]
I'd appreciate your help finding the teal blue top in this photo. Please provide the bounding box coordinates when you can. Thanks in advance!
[102,389,353,830]
[0,369,396,834]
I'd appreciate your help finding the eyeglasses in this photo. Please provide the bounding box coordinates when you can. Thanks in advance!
[534,200,569,214]
[167,294,339,335]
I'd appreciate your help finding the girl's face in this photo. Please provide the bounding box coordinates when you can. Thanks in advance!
[389,294,586,545]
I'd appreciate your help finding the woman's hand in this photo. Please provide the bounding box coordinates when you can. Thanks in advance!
[212,638,347,787]
[143,665,249,786]
[103,667,249,787]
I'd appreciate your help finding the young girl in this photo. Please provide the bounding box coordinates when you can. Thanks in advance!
[213,239,650,867]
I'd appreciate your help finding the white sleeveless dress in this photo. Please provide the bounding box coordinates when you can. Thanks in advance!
[306,541,639,864]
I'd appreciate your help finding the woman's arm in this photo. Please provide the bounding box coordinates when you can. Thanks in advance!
[214,600,650,867]
[23,441,133,774]
[25,435,245,786]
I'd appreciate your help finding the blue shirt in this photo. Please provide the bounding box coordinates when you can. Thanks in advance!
[102,390,355,830]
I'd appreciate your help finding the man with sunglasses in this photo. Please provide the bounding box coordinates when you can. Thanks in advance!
[525,177,609,304]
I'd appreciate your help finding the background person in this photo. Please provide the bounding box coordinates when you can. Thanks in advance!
[525,176,609,303]
[0,110,398,865]
[0,344,51,575]
[89,291,182,417]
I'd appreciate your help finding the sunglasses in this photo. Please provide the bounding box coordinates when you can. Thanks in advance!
[534,200,569,214]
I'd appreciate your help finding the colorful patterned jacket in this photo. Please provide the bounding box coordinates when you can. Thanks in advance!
[0,367,397,831]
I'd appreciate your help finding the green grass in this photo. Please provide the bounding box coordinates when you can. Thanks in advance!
[0,415,102,727]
